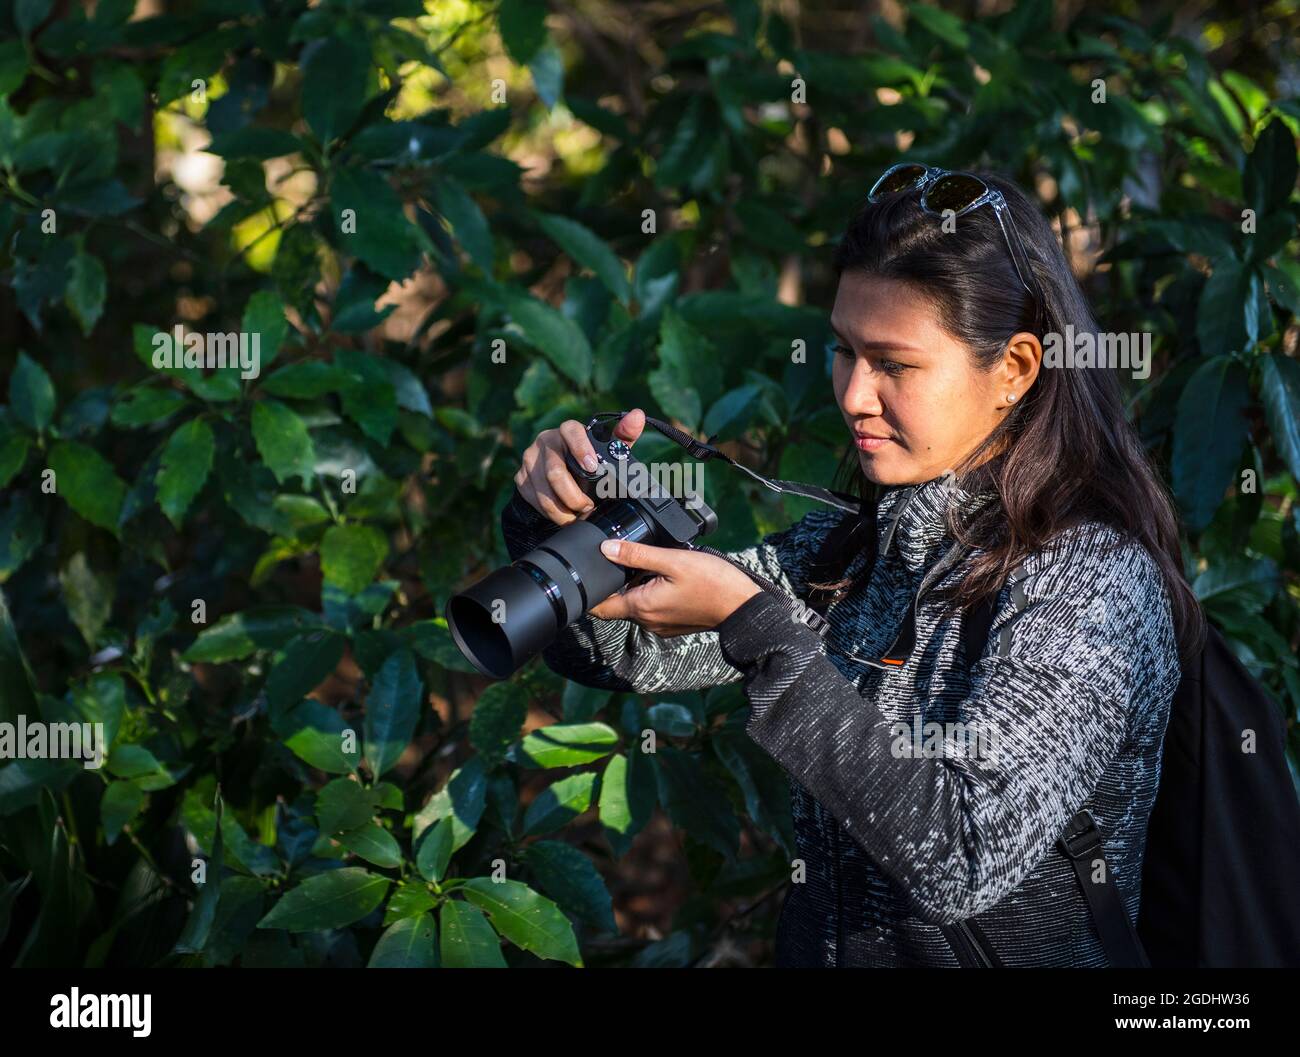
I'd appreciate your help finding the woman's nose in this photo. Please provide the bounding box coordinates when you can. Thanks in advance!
[842,362,884,417]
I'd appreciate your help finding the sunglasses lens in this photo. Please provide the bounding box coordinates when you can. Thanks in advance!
[871,164,929,199]
[924,173,986,213]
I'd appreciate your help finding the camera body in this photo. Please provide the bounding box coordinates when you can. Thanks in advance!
[560,417,718,542]
[445,415,718,679]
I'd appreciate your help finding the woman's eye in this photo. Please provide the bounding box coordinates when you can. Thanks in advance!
[879,360,910,377]
[830,342,854,358]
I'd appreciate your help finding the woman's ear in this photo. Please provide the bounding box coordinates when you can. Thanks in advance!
[999,331,1042,407]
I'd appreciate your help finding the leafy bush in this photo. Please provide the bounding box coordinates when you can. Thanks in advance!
[1,0,1298,967]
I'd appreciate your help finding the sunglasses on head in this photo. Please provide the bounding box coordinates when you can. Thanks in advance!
[868,163,1045,320]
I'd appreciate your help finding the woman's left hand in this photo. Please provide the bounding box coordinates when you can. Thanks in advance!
[589,539,764,636]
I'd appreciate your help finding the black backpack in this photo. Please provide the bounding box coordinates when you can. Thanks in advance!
[806,510,1300,968]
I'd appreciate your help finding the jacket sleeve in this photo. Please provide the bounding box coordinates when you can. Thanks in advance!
[714,526,1182,925]
[500,484,841,695]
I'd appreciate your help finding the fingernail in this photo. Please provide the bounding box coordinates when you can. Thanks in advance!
[601,539,621,558]
[582,454,598,471]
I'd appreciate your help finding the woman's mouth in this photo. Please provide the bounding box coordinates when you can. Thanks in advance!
[853,431,894,452]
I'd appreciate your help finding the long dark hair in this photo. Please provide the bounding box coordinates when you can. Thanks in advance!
[815,168,1204,659]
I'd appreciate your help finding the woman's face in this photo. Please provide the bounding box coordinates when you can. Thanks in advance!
[830,271,1027,486]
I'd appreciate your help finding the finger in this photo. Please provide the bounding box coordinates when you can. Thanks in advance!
[598,538,679,574]
[542,447,596,515]
[612,407,645,446]
[525,477,581,525]
[588,592,634,621]
[558,419,601,473]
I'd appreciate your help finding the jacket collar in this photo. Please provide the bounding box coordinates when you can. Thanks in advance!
[868,469,999,573]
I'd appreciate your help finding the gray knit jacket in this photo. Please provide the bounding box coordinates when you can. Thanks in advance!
[500,471,1181,967]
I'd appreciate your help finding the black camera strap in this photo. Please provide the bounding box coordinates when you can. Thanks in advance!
[589,411,862,514]
[590,412,863,638]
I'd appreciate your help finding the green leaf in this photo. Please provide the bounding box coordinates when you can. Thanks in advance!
[703,384,762,441]
[316,777,380,834]
[907,1,970,48]
[521,771,597,837]
[58,552,113,648]
[439,900,506,967]
[320,523,389,596]
[405,618,480,673]
[0,588,39,723]
[16,0,53,40]
[384,881,438,925]
[180,786,280,876]
[56,671,126,751]
[100,781,144,846]
[207,127,304,161]
[1171,356,1251,533]
[174,789,224,954]
[272,699,361,775]
[260,361,345,399]
[1265,258,1300,316]
[654,744,740,862]
[65,252,107,336]
[302,37,370,144]
[415,818,454,883]
[336,822,402,869]
[257,867,389,932]
[1194,557,1280,613]
[501,290,593,387]
[48,441,127,534]
[331,165,423,282]
[649,308,723,431]
[265,630,345,712]
[528,41,564,111]
[534,212,631,304]
[412,756,487,850]
[156,417,215,528]
[599,748,656,857]
[510,722,619,768]
[242,289,290,368]
[432,176,494,273]
[368,912,438,967]
[110,385,186,427]
[364,647,422,777]
[1260,354,1300,485]
[183,606,325,663]
[1243,118,1299,218]
[9,351,55,432]
[0,430,29,488]
[1197,259,1251,357]
[460,878,582,966]
[251,399,315,486]
[334,348,398,446]
[469,682,529,768]
[713,715,795,857]
[562,681,611,723]
[106,744,187,791]
[0,493,44,582]
[522,840,616,932]
[497,0,548,63]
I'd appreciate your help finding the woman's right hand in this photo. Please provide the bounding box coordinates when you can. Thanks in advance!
[514,408,646,526]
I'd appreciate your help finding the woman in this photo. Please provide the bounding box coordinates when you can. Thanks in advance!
[500,166,1203,967]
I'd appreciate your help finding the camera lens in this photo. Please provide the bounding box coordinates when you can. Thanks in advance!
[445,500,656,679]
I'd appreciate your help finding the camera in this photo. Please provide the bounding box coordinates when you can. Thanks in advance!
[445,415,719,679]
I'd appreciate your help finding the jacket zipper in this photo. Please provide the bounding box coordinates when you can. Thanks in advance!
[949,920,996,967]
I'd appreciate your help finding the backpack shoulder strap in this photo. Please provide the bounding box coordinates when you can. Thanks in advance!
[1057,809,1151,967]
[959,563,1034,666]
[805,502,875,617]
[948,564,1152,968]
